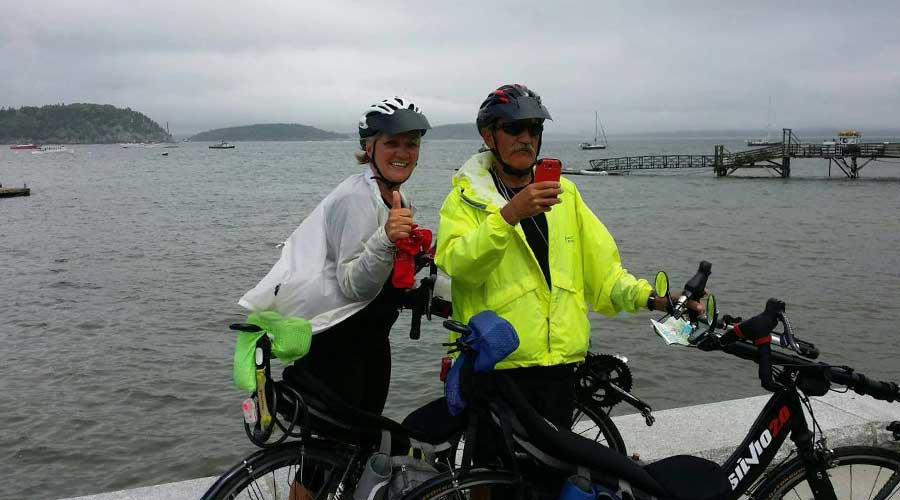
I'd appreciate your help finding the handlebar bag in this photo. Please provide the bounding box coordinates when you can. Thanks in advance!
[444,310,520,415]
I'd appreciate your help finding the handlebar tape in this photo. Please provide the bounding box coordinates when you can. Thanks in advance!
[831,369,900,403]
[734,299,786,392]
[733,298,785,343]
[683,261,712,300]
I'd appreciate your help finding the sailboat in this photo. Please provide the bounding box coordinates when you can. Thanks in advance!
[746,96,780,147]
[579,111,608,150]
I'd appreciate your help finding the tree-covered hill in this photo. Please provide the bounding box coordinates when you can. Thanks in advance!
[426,123,478,140]
[189,123,347,141]
[0,103,173,144]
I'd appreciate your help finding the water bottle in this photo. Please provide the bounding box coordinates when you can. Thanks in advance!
[559,475,620,500]
[559,476,595,500]
[353,453,392,500]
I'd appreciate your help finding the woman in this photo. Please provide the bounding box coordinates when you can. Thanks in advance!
[239,96,430,414]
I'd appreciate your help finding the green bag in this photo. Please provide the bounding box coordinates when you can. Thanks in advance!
[233,311,312,391]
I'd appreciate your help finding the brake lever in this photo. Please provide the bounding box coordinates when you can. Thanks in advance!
[777,312,801,353]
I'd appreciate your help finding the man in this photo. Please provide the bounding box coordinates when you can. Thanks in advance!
[435,84,669,430]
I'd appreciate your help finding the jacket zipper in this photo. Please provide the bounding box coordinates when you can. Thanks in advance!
[546,316,551,353]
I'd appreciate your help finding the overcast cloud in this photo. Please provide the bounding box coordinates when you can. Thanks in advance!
[3,0,899,135]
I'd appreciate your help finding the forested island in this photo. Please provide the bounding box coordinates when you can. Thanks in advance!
[425,123,478,140]
[189,123,346,141]
[0,104,173,144]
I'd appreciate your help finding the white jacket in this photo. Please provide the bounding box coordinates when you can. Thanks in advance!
[239,172,405,333]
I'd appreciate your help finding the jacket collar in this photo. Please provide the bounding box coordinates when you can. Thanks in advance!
[364,167,408,209]
[452,151,508,212]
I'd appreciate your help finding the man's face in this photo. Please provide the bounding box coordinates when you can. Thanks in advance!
[481,118,543,170]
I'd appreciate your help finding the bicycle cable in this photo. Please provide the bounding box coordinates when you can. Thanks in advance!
[798,390,826,445]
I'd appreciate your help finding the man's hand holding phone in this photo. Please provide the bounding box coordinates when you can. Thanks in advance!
[499,158,563,226]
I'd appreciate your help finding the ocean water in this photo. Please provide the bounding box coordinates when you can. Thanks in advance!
[2,137,899,499]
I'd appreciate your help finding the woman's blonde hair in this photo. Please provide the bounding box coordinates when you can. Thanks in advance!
[355,135,380,164]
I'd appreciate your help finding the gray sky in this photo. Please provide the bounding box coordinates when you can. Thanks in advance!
[3,0,899,135]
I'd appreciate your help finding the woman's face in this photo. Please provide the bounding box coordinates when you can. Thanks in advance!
[367,131,422,184]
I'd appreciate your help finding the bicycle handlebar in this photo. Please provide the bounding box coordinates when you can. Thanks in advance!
[720,339,900,403]
[659,262,897,403]
[673,261,711,320]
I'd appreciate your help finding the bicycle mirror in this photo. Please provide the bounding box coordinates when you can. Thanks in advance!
[705,294,717,326]
[654,271,669,297]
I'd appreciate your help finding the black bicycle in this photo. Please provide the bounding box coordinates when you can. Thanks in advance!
[390,262,900,500]
[203,251,656,499]
[202,306,638,498]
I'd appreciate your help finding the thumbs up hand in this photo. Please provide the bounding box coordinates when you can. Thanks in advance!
[385,190,413,242]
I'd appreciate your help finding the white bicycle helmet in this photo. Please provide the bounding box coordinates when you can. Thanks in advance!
[358,97,431,139]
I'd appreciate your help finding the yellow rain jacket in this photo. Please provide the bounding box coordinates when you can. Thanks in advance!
[435,152,653,369]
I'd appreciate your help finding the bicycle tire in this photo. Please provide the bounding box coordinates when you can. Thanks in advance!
[572,397,627,455]
[754,445,900,500]
[201,441,354,500]
[403,469,519,500]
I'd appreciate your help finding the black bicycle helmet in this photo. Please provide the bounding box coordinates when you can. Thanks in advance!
[358,97,430,188]
[476,84,552,131]
[476,84,552,177]
[359,97,431,140]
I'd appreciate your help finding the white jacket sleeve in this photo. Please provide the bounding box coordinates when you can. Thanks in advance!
[325,191,395,302]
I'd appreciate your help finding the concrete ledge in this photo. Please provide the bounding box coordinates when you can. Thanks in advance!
[609,391,899,464]
[61,392,900,500]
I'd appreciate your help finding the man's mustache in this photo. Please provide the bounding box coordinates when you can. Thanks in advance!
[512,144,535,153]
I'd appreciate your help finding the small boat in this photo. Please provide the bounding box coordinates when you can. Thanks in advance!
[0,185,30,198]
[31,145,71,154]
[578,169,609,176]
[746,96,780,146]
[10,144,40,150]
[823,129,861,146]
[209,141,235,149]
[579,111,608,150]
[747,138,781,147]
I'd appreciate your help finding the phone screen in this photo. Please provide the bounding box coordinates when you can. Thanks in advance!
[534,158,562,183]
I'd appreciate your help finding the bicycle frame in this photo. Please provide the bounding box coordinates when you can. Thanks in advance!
[722,384,830,499]
[695,326,856,500]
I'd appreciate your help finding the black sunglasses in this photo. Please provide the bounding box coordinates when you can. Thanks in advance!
[494,121,544,137]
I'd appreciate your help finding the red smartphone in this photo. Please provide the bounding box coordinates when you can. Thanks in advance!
[534,158,562,183]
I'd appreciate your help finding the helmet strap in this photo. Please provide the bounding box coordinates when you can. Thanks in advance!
[368,141,404,189]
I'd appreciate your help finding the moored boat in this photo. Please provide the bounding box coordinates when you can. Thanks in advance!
[746,138,780,147]
[0,185,30,198]
[823,129,861,146]
[746,96,780,147]
[31,145,71,154]
[10,144,40,150]
[579,111,608,150]
[209,141,235,149]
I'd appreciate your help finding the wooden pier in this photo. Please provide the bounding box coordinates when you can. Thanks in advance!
[587,129,900,178]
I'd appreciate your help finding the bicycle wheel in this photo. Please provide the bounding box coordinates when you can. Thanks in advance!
[755,445,900,500]
[202,442,355,500]
[571,398,627,455]
[403,469,519,500]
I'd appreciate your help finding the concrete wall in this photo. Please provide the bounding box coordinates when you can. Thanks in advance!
[61,391,900,500]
